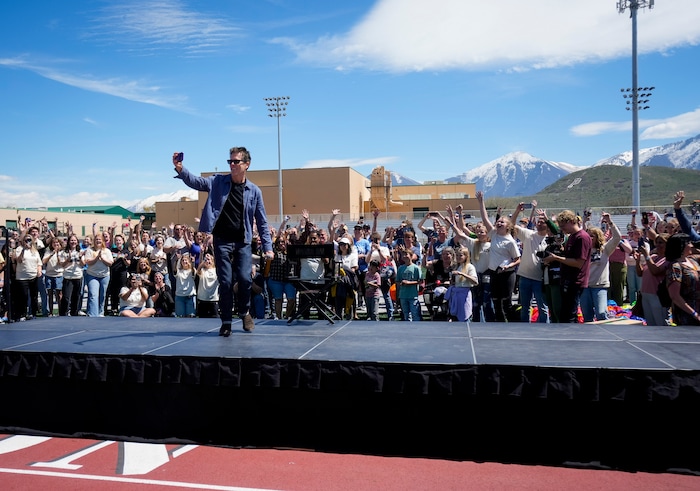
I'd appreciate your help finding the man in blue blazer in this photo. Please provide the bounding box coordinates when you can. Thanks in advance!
[173,147,274,336]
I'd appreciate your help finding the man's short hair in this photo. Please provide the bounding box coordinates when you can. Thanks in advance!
[557,210,577,224]
[229,146,251,162]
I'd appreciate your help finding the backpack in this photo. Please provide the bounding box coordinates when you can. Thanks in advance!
[657,279,672,309]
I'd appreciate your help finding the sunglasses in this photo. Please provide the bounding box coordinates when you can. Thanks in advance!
[227,159,247,165]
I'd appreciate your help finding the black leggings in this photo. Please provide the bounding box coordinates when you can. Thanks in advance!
[488,269,515,322]
[13,277,38,320]
[61,278,83,316]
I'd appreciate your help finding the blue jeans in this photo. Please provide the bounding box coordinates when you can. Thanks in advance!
[251,293,266,319]
[518,276,548,323]
[213,238,252,323]
[38,273,49,316]
[399,297,421,321]
[380,286,394,320]
[175,295,196,317]
[85,273,110,317]
[366,295,380,321]
[580,287,608,322]
[626,267,642,302]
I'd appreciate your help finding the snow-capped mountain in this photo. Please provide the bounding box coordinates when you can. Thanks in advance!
[593,134,700,169]
[446,152,582,197]
[125,189,199,213]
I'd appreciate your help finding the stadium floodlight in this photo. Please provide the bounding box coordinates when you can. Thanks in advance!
[264,96,290,219]
[617,0,655,209]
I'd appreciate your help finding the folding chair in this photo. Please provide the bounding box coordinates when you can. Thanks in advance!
[286,244,339,324]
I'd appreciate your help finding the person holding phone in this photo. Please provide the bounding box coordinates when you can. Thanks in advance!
[476,191,521,322]
[173,147,274,336]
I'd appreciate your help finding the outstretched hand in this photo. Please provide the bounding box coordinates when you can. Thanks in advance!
[172,152,183,173]
[674,190,685,210]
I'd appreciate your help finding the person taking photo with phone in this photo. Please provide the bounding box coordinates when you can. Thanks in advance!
[173,147,274,336]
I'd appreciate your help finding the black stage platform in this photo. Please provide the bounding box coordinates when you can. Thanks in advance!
[1,317,699,473]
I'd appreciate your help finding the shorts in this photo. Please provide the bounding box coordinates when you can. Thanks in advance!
[267,279,296,300]
[120,306,144,315]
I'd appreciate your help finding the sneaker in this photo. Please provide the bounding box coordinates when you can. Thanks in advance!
[242,313,255,332]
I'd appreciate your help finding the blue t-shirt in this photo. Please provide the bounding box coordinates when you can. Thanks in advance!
[396,263,421,299]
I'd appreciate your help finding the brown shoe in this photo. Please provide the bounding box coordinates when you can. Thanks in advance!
[242,313,255,332]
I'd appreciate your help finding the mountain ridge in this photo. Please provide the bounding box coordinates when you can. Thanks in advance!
[125,133,700,211]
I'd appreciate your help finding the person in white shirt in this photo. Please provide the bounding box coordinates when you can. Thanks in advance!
[119,274,155,317]
[84,234,114,317]
[42,237,65,316]
[477,192,521,322]
[13,235,42,320]
[196,253,220,318]
[511,204,550,323]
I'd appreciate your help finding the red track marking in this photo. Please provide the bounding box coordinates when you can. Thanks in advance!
[0,434,698,490]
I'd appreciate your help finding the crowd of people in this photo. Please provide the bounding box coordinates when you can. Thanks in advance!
[1,190,699,327]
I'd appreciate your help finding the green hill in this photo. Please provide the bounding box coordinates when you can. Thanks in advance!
[482,165,700,212]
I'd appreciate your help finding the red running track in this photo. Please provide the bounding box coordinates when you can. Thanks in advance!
[0,434,698,490]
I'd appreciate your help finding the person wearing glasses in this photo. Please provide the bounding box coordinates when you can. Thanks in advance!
[164,224,188,288]
[12,234,42,321]
[173,147,274,336]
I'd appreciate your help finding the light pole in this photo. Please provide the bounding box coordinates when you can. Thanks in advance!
[264,96,290,220]
[617,0,654,209]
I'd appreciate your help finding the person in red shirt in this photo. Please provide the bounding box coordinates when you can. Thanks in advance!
[543,210,592,323]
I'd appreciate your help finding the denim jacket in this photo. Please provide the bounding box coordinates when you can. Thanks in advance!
[175,167,273,253]
[675,207,700,241]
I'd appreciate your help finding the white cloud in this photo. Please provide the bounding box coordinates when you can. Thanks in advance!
[302,156,399,169]
[571,121,631,137]
[88,0,242,56]
[226,104,251,113]
[0,57,189,111]
[0,190,114,209]
[275,0,700,73]
[83,117,99,126]
[571,107,700,140]
[641,108,700,139]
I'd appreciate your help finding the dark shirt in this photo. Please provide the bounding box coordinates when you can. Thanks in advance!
[562,228,592,287]
[426,258,450,285]
[110,245,131,275]
[213,181,245,242]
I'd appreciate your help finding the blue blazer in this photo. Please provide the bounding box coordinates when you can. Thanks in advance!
[175,167,273,253]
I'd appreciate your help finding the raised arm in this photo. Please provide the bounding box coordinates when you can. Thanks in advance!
[527,200,538,228]
[601,213,622,255]
[327,209,340,238]
[674,190,700,240]
[476,191,494,233]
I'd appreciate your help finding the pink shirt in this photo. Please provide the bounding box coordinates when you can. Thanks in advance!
[641,255,668,294]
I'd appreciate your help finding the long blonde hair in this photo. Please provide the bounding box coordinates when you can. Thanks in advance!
[454,245,472,272]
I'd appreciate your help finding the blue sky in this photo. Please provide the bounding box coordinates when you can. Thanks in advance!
[2,0,700,209]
